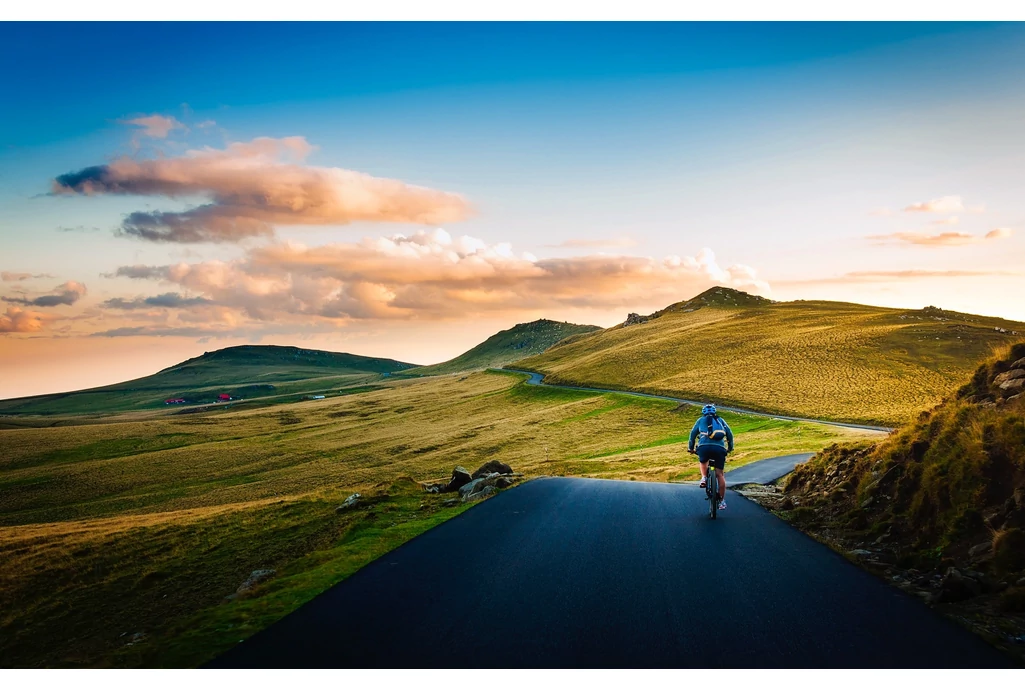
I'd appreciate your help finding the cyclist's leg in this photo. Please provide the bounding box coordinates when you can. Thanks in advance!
[699,460,708,484]
[710,447,727,500]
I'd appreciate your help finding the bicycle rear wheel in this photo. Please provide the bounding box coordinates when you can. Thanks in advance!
[708,473,718,519]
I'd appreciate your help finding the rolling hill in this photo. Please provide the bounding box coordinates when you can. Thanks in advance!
[514,287,1025,426]
[0,345,418,417]
[408,318,599,376]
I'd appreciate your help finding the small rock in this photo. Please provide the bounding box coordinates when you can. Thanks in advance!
[472,460,513,479]
[849,549,872,557]
[234,569,276,596]
[442,498,458,507]
[496,476,515,489]
[999,378,1025,393]
[445,466,473,492]
[994,369,1025,385]
[423,484,441,494]
[936,567,982,603]
[968,542,993,560]
[458,478,484,498]
[463,485,497,502]
[123,632,147,646]
[336,493,361,512]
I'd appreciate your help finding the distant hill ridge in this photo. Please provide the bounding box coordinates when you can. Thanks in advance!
[160,344,417,376]
[0,345,417,416]
[409,319,600,376]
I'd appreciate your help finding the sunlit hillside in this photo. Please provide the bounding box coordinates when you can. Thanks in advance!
[407,319,599,376]
[515,287,1025,426]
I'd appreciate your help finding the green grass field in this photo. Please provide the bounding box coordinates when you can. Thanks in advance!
[515,288,1025,426]
[408,318,599,376]
[0,370,878,667]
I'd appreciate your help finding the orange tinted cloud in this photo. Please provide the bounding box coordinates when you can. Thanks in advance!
[119,114,185,138]
[53,137,472,243]
[108,229,769,325]
[3,281,87,307]
[867,228,1013,247]
[903,195,964,213]
[775,269,1021,287]
[0,306,52,333]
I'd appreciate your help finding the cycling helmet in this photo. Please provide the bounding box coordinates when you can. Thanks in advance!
[702,404,717,416]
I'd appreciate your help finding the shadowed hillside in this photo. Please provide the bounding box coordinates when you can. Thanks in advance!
[409,319,599,376]
[515,287,1024,425]
[0,345,418,417]
[750,343,1025,658]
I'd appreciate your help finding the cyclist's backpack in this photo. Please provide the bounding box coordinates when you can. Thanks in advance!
[705,414,727,441]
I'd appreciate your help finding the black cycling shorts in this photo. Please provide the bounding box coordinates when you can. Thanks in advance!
[696,446,727,470]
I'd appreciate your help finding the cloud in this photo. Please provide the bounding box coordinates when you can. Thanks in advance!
[3,281,87,307]
[196,120,216,129]
[108,229,769,324]
[57,225,101,233]
[52,137,472,243]
[776,269,1021,287]
[931,216,959,226]
[90,326,221,338]
[105,265,171,280]
[0,306,52,333]
[903,195,964,213]
[120,114,186,138]
[545,237,638,249]
[102,292,215,310]
[2,272,55,282]
[867,229,1013,247]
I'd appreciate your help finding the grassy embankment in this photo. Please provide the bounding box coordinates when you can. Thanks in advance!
[515,288,1024,427]
[746,342,1025,658]
[0,370,877,668]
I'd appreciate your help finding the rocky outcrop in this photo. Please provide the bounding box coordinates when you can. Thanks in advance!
[623,313,649,327]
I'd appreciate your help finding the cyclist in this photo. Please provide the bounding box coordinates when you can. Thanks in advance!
[688,404,734,511]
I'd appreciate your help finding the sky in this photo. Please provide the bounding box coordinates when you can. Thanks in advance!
[2,22,1025,399]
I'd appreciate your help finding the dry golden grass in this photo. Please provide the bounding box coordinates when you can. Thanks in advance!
[516,300,1024,425]
[0,370,878,667]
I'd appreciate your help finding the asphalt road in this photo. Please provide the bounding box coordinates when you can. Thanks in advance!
[501,368,894,433]
[211,477,1008,668]
[725,453,815,485]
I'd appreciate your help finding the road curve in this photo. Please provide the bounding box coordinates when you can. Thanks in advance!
[724,453,815,485]
[211,478,1007,668]
[500,368,895,433]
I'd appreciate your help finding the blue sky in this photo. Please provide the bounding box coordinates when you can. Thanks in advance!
[2,22,1025,397]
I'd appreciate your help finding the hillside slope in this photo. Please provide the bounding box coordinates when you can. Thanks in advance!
[0,345,417,416]
[515,287,1024,425]
[409,319,599,376]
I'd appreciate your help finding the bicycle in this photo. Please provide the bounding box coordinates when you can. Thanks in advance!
[690,449,720,519]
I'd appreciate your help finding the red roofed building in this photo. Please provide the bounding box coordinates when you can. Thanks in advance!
[218,394,231,401]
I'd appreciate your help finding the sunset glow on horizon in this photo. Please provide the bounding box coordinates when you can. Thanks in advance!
[3,22,1025,399]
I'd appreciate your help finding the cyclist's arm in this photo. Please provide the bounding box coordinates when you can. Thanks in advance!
[688,420,699,452]
[724,421,734,453]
